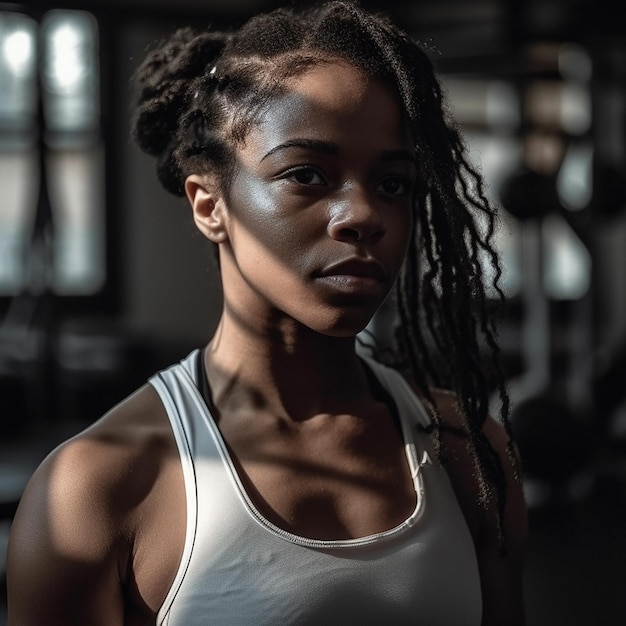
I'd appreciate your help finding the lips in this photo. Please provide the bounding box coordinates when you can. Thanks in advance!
[318,258,387,280]
[314,258,387,296]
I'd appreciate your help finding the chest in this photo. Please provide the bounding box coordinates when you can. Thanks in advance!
[220,409,417,540]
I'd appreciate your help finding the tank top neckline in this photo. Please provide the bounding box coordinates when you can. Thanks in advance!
[186,348,427,549]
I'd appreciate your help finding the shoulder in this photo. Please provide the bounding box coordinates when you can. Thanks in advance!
[425,386,526,540]
[13,383,174,546]
[7,384,178,623]
[391,374,524,535]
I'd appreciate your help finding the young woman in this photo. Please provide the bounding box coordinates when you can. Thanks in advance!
[7,2,527,624]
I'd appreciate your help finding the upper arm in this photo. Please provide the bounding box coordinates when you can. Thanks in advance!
[475,416,528,626]
[431,390,528,626]
[6,438,128,626]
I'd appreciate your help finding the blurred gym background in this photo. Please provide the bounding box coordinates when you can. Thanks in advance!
[0,0,624,623]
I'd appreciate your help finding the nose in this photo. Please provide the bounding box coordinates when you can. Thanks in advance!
[327,190,385,243]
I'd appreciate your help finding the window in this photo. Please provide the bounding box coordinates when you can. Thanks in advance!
[0,9,104,298]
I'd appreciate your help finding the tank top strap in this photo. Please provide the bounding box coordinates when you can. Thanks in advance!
[358,355,433,429]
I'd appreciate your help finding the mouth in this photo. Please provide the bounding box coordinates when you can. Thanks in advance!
[314,258,387,296]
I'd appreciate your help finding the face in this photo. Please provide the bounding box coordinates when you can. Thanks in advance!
[204,60,416,338]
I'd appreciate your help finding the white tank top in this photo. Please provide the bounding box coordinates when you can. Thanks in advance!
[150,350,482,625]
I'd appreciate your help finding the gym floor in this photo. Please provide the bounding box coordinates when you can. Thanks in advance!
[1,424,625,625]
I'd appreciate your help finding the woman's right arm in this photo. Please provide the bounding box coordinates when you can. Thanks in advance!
[6,435,131,625]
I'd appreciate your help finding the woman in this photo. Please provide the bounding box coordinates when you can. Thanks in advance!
[7,2,527,624]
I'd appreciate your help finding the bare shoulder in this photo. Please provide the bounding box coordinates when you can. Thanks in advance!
[15,383,173,534]
[424,387,526,534]
[7,384,180,625]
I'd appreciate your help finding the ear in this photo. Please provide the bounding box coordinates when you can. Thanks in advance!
[184,174,229,244]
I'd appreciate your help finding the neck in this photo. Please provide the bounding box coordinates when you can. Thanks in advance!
[204,312,371,421]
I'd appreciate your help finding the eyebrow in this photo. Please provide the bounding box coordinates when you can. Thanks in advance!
[260,139,416,164]
[261,139,337,161]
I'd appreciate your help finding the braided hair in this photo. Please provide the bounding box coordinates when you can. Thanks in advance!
[132,0,519,547]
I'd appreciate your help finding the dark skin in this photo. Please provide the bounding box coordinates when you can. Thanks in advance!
[7,59,527,625]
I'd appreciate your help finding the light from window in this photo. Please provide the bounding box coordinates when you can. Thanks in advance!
[0,10,104,297]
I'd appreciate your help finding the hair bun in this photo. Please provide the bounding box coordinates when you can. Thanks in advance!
[131,28,229,191]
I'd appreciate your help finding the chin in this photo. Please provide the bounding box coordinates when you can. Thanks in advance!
[310,313,375,339]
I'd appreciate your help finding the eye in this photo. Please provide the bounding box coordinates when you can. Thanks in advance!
[284,167,326,186]
[376,176,411,196]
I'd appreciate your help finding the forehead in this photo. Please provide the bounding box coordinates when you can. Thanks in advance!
[239,60,412,156]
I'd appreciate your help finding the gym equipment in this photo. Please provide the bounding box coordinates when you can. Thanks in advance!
[496,162,595,496]
[499,166,560,222]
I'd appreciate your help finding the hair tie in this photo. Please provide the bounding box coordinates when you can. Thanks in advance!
[207,65,230,90]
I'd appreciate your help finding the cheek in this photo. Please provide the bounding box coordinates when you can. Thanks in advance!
[226,179,315,272]
[387,208,413,261]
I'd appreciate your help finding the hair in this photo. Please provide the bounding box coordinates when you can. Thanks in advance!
[132,0,519,548]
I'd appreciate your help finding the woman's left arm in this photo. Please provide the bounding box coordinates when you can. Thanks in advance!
[474,416,528,626]
[434,390,528,626]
